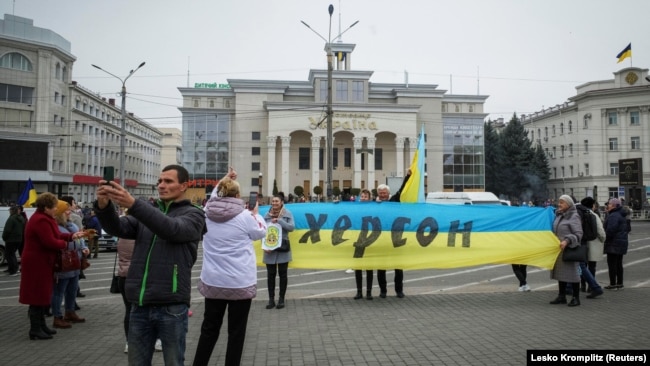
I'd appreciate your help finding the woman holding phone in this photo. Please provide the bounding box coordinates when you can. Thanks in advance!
[192,169,267,366]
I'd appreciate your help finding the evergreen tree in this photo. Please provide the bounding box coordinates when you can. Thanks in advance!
[484,120,505,196]
[499,113,534,202]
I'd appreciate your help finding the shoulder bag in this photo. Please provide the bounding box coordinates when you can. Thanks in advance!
[562,244,588,262]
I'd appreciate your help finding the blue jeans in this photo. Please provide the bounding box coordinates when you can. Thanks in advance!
[128,303,189,366]
[579,261,601,291]
[51,276,78,317]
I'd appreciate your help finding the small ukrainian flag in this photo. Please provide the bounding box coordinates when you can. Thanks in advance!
[616,43,631,63]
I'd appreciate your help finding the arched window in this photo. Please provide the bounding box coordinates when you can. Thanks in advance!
[55,63,61,79]
[560,122,564,134]
[62,66,68,81]
[0,52,33,71]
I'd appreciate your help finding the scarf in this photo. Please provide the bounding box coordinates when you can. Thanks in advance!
[268,204,285,219]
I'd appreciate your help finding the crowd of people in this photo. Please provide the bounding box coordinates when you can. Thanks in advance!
[4,165,634,365]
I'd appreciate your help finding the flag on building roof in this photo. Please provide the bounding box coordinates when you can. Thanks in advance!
[400,125,425,203]
[18,178,37,207]
[616,43,631,63]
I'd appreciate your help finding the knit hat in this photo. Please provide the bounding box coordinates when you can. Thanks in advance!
[580,196,595,208]
[559,195,574,207]
[609,198,621,207]
[55,200,70,216]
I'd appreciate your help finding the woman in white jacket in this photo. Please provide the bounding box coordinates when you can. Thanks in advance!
[192,175,267,366]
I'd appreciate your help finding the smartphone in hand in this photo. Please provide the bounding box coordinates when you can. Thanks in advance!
[248,192,258,210]
[103,166,115,185]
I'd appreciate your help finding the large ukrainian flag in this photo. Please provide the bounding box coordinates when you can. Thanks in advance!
[256,202,560,270]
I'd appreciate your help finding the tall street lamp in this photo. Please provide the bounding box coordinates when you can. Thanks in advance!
[301,5,358,201]
[91,62,146,188]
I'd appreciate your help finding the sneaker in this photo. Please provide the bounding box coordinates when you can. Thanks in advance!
[155,339,162,351]
[345,269,354,274]
[522,284,531,292]
[124,343,128,354]
[517,285,525,292]
[8,272,19,277]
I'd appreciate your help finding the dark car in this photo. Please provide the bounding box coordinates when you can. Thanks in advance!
[97,230,118,251]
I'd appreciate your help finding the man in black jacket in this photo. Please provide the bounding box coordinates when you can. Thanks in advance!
[95,165,206,366]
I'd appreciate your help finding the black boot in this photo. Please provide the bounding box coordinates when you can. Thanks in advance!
[549,295,567,304]
[40,306,57,335]
[265,297,276,309]
[568,297,581,307]
[28,306,52,340]
[276,297,285,309]
[366,290,373,300]
[354,291,362,300]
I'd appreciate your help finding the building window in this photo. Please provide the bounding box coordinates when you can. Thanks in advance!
[299,148,310,169]
[584,140,588,153]
[209,99,215,108]
[252,162,260,171]
[333,148,339,169]
[552,125,556,136]
[61,94,65,105]
[252,147,260,156]
[343,148,350,168]
[352,81,364,101]
[319,148,323,170]
[585,163,590,176]
[469,104,474,112]
[544,126,548,138]
[630,111,640,125]
[570,165,574,177]
[609,138,618,151]
[319,80,328,102]
[552,146,556,158]
[561,167,565,178]
[583,115,589,128]
[53,114,58,125]
[568,120,572,133]
[608,111,617,125]
[560,123,564,135]
[252,132,261,140]
[374,148,383,170]
[0,52,33,71]
[54,92,59,103]
[631,136,640,150]
[335,80,348,101]
[55,63,61,79]
[609,163,618,175]
[455,104,460,112]
[568,144,573,156]
[193,99,199,107]
[442,103,447,113]
[553,167,557,179]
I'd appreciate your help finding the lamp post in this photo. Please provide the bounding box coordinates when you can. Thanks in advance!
[91,62,146,188]
[258,172,263,196]
[301,5,358,201]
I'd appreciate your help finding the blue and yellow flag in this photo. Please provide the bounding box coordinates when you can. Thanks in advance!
[616,43,631,63]
[400,125,425,203]
[18,178,37,207]
[256,202,560,270]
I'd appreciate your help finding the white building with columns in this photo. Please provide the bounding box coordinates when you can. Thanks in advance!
[178,42,488,199]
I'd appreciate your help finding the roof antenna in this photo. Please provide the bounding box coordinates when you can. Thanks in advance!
[337,0,343,42]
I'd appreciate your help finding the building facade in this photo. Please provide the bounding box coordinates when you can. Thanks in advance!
[522,66,650,208]
[178,42,488,199]
[0,14,162,204]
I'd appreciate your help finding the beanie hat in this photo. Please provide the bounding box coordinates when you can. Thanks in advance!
[559,195,574,207]
[55,200,70,216]
[580,197,595,208]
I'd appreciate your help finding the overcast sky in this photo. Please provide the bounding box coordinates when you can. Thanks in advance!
[4,0,649,129]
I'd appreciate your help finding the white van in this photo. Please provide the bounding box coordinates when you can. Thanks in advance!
[0,207,36,264]
[425,192,502,205]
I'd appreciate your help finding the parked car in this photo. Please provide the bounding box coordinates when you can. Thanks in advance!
[97,229,118,251]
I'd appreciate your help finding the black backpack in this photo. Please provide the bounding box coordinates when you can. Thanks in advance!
[576,205,598,242]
